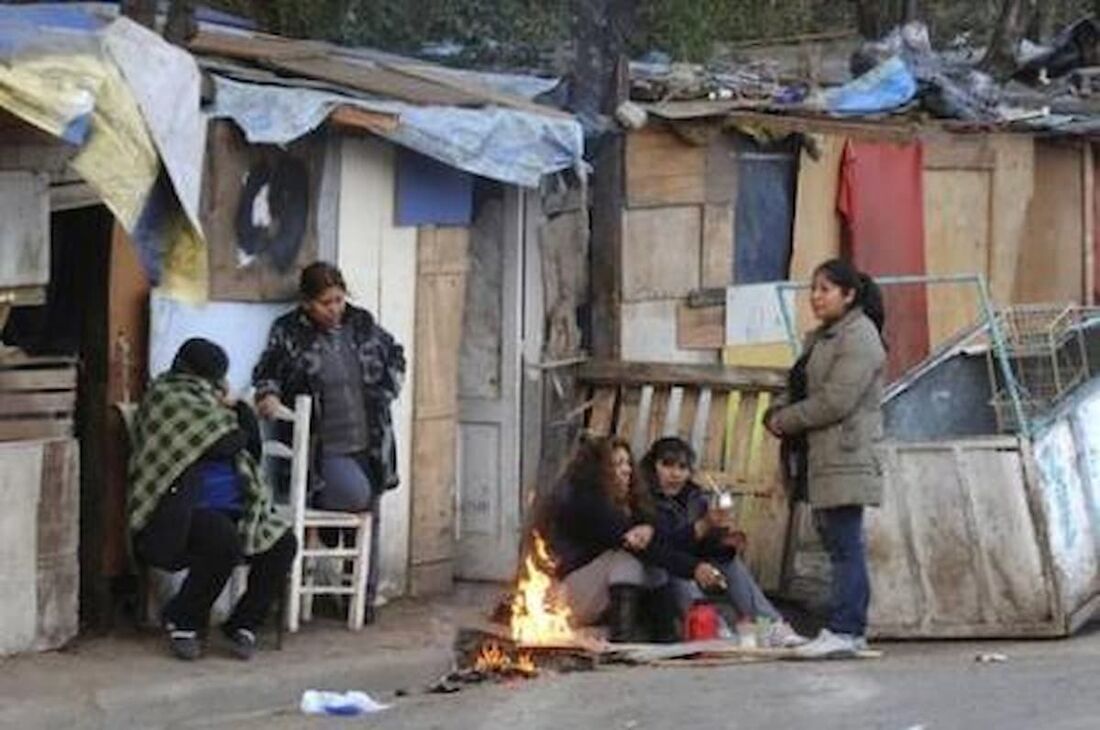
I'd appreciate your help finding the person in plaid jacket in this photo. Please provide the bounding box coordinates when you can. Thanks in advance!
[129,338,296,661]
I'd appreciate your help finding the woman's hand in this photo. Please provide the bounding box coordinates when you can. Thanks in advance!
[765,413,784,437]
[256,394,282,419]
[622,524,655,551]
[693,562,726,591]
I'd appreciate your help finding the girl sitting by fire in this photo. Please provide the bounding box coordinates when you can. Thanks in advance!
[639,436,808,648]
[539,435,726,642]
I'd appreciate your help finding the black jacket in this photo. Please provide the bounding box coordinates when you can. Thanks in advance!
[651,482,736,563]
[252,304,405,492]
[548,480,701,580]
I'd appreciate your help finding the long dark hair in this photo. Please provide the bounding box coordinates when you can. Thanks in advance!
[814,257,885,334]
[638,436,696,494]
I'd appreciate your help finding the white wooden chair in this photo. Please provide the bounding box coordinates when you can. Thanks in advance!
[271,395,374,632]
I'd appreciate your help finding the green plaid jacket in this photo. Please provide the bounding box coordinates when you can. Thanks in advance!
[127,372,288,555]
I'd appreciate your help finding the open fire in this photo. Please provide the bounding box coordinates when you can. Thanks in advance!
[509,532,574,646]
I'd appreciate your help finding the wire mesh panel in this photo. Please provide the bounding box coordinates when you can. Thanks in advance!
[987,305,1092,433]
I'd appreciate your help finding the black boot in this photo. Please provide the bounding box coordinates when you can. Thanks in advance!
[608,584,646,643]
[643,586,681,644]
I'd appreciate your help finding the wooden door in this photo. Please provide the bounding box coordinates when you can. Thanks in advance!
[455,184,524,580]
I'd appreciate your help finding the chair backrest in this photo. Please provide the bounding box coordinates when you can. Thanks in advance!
[575,360,786,497]
[263,395,312,526]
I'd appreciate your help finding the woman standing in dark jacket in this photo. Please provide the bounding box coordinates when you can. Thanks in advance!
[767,258,887,659]
[640,437,806,647]
[542,436,725,642]
[252,262,405,512]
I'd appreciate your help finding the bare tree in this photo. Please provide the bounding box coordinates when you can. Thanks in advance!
[165,0,199,45]
[120,0,156,28]
[982,0,1033,76]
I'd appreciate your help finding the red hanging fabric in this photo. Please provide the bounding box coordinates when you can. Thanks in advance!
[838,139,930,380]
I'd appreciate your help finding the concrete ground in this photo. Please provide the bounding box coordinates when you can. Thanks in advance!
[4,584,1100,730]
[202,624,1100,730]
[0,583,502,730]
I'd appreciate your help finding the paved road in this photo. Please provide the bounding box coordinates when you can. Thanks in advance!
[188,626,1100,730]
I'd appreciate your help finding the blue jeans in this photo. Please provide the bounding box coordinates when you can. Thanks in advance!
[670,556,782,623]
[816,505,870,637]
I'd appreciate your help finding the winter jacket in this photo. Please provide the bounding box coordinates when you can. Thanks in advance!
[252,304,405,493]
[651,482,735,562]
[769,307,886,508]
[547,480,701,580]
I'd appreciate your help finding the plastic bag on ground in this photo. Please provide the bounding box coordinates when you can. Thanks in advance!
[300,690,390,716]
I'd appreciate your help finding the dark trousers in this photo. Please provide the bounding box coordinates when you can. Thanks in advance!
[157,509,296,632]
[815,505,870,637]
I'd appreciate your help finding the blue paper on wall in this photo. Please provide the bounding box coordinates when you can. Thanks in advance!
[395,148,473,226]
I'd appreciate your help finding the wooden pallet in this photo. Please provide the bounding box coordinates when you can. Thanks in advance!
[0,355,77,442]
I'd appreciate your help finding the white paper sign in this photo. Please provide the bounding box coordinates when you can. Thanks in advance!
[725,283,794,346]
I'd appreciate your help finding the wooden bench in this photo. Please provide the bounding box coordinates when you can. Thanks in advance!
[575,360,793,591]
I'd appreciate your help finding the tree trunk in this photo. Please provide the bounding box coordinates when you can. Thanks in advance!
[120,0,156,29]
[982,0,1030,76]
[164,0,199,45]
[853,0,889,39]
[902,0,921,24]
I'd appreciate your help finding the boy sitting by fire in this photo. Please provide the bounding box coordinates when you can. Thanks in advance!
[638,436,807,647]
[536,435,727,642]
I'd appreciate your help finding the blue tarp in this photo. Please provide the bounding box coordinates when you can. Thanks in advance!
[825,56,918,116]
[209,75,584,189]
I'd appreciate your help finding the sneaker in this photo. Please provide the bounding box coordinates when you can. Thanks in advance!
[762,621,810,649]
[793,628,862,659]
[164,622,202,661]
[222,626,257,661]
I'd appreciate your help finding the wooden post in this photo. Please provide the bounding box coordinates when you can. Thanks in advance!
[570,0,636,359]
[1083,141,1095,304]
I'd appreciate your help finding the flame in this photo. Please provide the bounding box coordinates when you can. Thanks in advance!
[473,642,538,677]
[510,532,574,646]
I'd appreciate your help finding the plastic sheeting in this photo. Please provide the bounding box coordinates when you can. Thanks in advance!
[825,57,917,116]
[838,140,930,380]
[209,75,584,189]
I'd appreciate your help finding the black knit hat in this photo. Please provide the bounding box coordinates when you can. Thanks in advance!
[171,337,229,383]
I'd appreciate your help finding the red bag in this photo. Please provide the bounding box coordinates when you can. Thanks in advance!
[684,601,720,641]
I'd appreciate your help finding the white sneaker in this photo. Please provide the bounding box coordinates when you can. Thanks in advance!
[793,628,863,659]
[762,621,810,649]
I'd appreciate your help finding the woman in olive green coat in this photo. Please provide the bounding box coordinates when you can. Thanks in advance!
[766,258,886,659]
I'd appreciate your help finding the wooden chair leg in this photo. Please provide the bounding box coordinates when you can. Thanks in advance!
[349,520,371,631]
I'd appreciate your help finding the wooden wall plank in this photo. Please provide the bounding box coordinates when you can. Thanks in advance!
[1016,140,1085,304]
[923,136,996,170]
[622,300,719,365]
[989,135,1034,306]
[588,387,618,434]
[622,207,702,302]
[0,369,77,392]
[701,391,729,471]
[701,204,734,288]
[676,302,724,350]
[616,386,642,444]
[647,386,671,445]
[678,389,700,440]
[409,225,468,596]
[729,392,760,483]
[790,134,844,333]
[923,168,992,347]
[0,419,73,442]
[0,393,75,417]
[626,126,707,208]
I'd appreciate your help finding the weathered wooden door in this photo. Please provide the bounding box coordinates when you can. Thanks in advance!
[455,184,524,580]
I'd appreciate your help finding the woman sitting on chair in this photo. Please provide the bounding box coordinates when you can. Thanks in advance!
[252,262,405,514]
[128,338,296,662]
